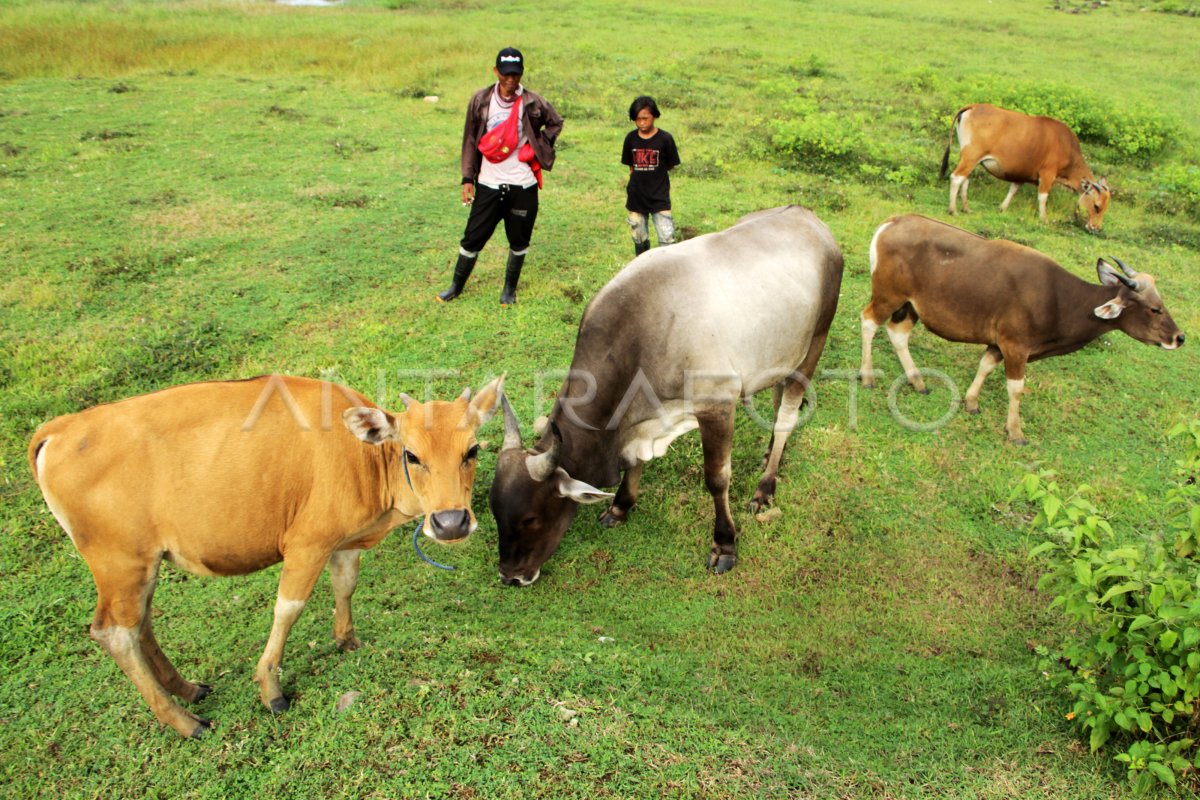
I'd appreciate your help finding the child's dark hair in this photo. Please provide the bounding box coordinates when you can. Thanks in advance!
[628,95,661,121]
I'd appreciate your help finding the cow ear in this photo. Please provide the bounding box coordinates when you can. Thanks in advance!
[343,407,398,444]
[1096,258,1122,286]
[1094,299,1125,320]
[552,469,614,505]
[467,374,505,428]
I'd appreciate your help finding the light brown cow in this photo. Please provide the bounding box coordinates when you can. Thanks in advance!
[860,215,1183,444]
[27,374,503,737]
[940,103,1111,231]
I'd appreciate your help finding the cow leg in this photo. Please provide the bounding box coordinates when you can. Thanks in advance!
[886,313,928,394]
[859,303,890,388]
[698,407,737,574]
[1037,173,1055,223]
[752,324,828,511]
[999,182,1021,212]
[759,381,785,468]
[964,346,1002,414]
[328,549,362,652]
[599,462,643,528]
[999,349,1030,445]
[751,374,809,513]
[949,157,976,215]
[254,550,327,714]
[89,556,211,738]
[139,603,212,704]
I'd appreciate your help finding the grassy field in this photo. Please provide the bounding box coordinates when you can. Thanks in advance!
[2,0,1199,797]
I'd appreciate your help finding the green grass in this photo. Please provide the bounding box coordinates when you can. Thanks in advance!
[2,0,1200,797]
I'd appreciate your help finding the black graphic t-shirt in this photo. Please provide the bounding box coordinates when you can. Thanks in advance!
[621,129,681,214]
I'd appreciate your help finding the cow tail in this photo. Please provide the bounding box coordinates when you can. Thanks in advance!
[28,432,48,483]
[27,421,56,484]
[939,107,969,180]
[891,302,918,326]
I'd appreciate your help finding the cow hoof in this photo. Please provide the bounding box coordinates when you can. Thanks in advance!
[917,388,931,396]
[598,508,627,528]
[708,553,737,575]
[191,683,213,703]
[1010,437,1028,447]
[336,634,362,652]
[189,717,214,739]
[748,494,773,514]
[965,407,980,416]
[861,379,876,390]
[269,695,292,715]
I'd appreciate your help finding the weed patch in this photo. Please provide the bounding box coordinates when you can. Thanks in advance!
[65,246,189,288]
[297,183,373,208]
[65,317,247,407]
[266,104,304,120]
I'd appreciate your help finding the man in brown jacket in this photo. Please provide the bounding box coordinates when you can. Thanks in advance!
[437,47,564,305]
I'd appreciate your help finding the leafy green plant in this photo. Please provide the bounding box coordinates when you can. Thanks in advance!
[1165,420,1200,558]
[770,100,864,165]
[957,79,1177,158]
[1149,164,1200,219]
[1013,423,1200,792]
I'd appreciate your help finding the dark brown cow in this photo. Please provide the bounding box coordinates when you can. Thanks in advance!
[940,103,1111,231]
[859,215,1183,444]
[28,374,503,737]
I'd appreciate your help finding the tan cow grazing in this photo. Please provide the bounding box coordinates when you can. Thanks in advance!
[27,374,504,738]
[940,103,1111,231]
[860,215,1183,444]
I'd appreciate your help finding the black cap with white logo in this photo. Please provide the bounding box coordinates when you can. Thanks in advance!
[495,47,524,75]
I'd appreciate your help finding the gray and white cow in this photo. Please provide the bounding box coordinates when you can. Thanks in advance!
[489,205,844,585]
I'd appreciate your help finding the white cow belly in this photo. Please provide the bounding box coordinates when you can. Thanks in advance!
[618,401,701,465]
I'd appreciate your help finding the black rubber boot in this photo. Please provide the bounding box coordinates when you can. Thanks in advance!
[634,240,651,257]
[499,252,525,306]
[436,253,477,303]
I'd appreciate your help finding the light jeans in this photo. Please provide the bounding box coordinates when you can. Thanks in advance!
[627,210,675,246]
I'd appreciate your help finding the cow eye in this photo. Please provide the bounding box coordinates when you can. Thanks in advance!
[1152,307,1164,315]
[464,444,480,463]
[404,450,422,467]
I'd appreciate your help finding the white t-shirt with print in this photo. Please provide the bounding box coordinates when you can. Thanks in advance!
[478,85,536,189]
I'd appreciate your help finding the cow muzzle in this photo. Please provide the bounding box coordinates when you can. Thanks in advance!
[499,568,541,587]
[1163,332,1185,350]
[428,509,473,542]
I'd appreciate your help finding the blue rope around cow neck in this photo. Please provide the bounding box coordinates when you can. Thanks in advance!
[412,519,456,571]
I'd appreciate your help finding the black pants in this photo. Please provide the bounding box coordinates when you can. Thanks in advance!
[460,183,539,255]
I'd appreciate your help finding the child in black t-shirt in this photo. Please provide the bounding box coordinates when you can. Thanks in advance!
[621,96,681,257]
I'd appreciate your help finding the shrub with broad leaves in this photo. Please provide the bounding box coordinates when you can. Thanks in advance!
[1013,420,1200,792]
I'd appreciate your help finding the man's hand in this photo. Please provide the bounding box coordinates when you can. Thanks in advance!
[462,183,475,205]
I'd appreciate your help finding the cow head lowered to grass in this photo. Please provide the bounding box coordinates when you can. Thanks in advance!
[489,205,844,586]
[27,374,503,738]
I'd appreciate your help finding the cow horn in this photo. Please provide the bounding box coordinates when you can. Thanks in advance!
[1112,256,1135,278]
[1102,257,1140,291]
[526,422,562,482]
[501,395,523,451]
[1112,256,1148,291]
